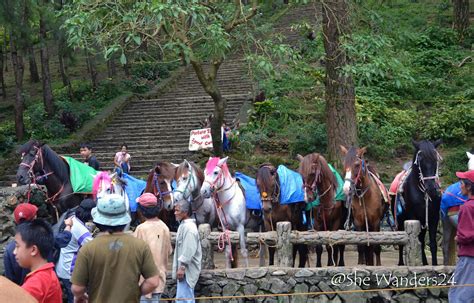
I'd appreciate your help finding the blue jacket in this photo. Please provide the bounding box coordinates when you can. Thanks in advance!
[3,230,72,285]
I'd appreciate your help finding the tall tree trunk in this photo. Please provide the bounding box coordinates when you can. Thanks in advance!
[39,15,54,117]
[107,58,116,78]
[10,35,26,141]
[3,33,8,73]
[322,0,357,168]
[123,62,130,77]
[0,39,6,98]
[85,50,98,91]
[58,52,73,100]
[190,60,225,156]
[27,45,40,83]
[453,0,469,44]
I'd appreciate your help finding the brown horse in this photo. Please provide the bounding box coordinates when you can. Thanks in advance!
[298,153,346,267]
[256,163,308,267]
[340,146,389,266]
[144,162,178,231]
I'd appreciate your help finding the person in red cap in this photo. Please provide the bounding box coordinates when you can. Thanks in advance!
[4,203,72,285]
[134,193,172,303]
[449,169,474,302]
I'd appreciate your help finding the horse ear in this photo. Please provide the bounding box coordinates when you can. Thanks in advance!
[339,145,348,155]
[296,154,304,162]
[170,162,179,168]
[358,147,367,156]
[433,139,442,148]
[155,165,161,173]
[217,157,229,167]
[184,159,190,168]
[411,139,419,149]
[467,151,473,159]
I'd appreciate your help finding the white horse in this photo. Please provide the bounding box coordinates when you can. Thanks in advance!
[92,171,131,230]
[173,160,216,227]
[442,151,473,265]
[201,157,249,268]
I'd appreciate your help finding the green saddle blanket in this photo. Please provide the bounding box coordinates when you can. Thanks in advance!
[306,163,346,210]
[62,156,98,193]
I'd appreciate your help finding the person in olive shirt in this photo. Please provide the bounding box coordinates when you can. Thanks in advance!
[71,194,159,303]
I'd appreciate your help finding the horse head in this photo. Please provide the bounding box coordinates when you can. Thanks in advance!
[17,140,43,185]
[173,160,203,207]
[256,163,279,212]
[146,162,176,211]
[297,153,336,205]
[201,157,231,199]
[340,145,369,196]
[467,151,474,171]
[411,139,442,198]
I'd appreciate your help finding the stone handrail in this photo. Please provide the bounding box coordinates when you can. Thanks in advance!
[170,220,422,269]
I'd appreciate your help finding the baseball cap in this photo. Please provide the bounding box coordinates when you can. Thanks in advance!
[456,170,474,183]
[136,193,158,207]
[13,203,38,224]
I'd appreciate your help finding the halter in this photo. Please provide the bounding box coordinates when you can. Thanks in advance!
[152,172,174,208]
[344,157,369,199]
[259,166,281,207]
[304,162,332,204]
[174,167,198,202]
[412,150,442,229]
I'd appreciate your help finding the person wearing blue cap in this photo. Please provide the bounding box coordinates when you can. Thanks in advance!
[70,194,159,303]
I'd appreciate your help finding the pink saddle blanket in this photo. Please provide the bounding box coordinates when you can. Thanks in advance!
[389,170,408,195]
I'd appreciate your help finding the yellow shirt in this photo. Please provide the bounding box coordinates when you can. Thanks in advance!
[134,219,172,294]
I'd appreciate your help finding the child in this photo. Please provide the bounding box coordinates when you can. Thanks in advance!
[14,219,62,303]
[114,144,131,174]
[134,193,172,302]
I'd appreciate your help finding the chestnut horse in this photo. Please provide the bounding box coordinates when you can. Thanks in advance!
[341,146,389,266]
[298,153,346,267]
[144,162,177,231]
[256,164,308,267]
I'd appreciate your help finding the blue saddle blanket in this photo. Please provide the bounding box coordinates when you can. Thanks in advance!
[123,173,147,212]
[277,165,305,205]
[441,181,467,218]
[235,172,261,210]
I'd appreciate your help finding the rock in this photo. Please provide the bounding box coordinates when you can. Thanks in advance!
[226,269,246,280]
[259,280,271,291]
[393,292,420,303]
[425,297,442,303]
[269,278,290,294]
[291,283,309,303]
[428,286,441,297]
[295,268,314,278]
[246,267,268,279]
[222,282,240,296]
[317,281,335,299]
[337,284,366,303]
[271,270,287,276]
[287,278,297,288]
[243,283,258,296]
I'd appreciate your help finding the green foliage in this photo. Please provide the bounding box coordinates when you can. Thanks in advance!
[442,149,471,185]
[0,121,17,155]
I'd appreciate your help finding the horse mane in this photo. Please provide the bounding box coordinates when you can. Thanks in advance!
[343,146,358,170]
[300,153,337,190]
[414,140,438,163]
[205,157,231,178]
[256,163,275,192]
[156,162,177,180]
[92,172,112,199]
[41,145,70,182]
[18,139,40,155]
[176,161,204,185]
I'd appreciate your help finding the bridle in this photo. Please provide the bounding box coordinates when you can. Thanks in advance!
[413,150,442,192]
[345,156,369,198]
[174,166,199,202]
[258,166,280,207]
[303,161,332,204]
[20,146,54,184]
[152,172,174,208]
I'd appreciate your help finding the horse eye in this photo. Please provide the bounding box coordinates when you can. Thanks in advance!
[182,177,187,181]
[214,171,218,175]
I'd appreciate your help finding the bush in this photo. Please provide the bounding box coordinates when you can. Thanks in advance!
[0,121,16,155]
[442,149,472,185]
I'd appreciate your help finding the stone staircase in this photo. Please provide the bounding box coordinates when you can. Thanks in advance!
[0,3,318,185]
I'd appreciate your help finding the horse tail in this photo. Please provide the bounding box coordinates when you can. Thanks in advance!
[92,172,112,199]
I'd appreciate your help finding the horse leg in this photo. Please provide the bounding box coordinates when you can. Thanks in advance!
[429,213,440,266]
[269,246,276,266]
[237,224,249,268]
[225,245,232,269]
[357,245,366,265]
[338,245,345,266]
[419,228,428,265]
[326,244,334,266]
[315,244,323,267]
[231,244,239,268]
[298,244,308,268]
[374,244,382,266]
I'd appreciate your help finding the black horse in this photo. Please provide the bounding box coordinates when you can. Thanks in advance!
[16,140,83,222]
[394,139,442,265]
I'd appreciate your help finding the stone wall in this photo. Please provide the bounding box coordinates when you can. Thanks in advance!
[163,266,454,303]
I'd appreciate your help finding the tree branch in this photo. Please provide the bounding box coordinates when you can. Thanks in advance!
[225,0,258,33]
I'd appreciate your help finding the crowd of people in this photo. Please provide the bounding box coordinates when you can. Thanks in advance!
[2,184,202,302]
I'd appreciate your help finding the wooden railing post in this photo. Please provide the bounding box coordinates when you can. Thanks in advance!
[199,224,214,269]
[405,220,422,266]
[277,221,293,267]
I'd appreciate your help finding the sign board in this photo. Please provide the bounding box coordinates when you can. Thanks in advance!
[188,128,224,151]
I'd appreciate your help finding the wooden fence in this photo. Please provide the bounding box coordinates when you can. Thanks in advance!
[170,220,422,269]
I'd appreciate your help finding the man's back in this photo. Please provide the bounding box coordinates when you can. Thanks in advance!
[71,233,157,303]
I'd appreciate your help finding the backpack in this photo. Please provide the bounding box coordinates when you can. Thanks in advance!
[51,208,77,264]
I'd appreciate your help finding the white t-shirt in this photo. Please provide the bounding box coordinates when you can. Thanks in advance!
[56,216,93,280]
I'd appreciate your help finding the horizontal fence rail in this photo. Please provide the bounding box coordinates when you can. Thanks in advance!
[170,220,422,268]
